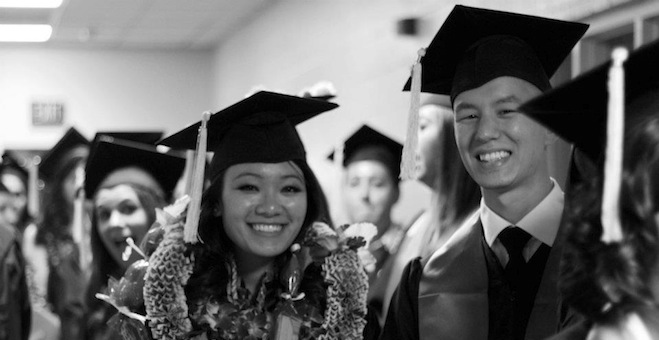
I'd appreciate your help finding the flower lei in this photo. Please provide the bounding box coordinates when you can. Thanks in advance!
[143,199,373,340]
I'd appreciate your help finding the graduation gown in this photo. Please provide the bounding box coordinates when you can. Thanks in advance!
[0,224,31,340]
[380,213,577,340]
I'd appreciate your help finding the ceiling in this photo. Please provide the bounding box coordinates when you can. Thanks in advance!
[0,0,274,50]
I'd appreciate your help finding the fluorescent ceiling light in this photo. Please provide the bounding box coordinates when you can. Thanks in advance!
[0,0,62,8]
[0,24,52,42]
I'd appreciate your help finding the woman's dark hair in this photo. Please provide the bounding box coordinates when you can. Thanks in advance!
[561,102,659,324]
[36,148,88,245]
[0,166,32,232]
[84,183,166,318]
[437,108,480,227]
[185,159,332,306]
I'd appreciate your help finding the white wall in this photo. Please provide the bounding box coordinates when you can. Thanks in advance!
[0,0,634,225]
[210,0,634,226]
[212,1,439,225]
[0,47,214,149]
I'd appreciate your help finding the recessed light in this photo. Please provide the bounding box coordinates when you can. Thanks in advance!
[0,24,52,42]
[0,0,62,8]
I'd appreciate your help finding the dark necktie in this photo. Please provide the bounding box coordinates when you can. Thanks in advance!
[498,226,531,289]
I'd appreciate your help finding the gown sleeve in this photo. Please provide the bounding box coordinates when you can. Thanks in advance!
[378,257,422,340]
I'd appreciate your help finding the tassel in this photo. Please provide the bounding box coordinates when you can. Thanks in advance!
[601,47,628,243]
[184,111,211,244]
[334,142,344,172]
[27,155,40,218]
[400,48,426,180]
[71,165,92,269]
[71,166,85,245]
[182,150,195,196]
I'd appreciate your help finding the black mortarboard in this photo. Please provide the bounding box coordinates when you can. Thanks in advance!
[328,124,403,180]
[158,91,338,180]
[94,131,163,145]
[39,127,90,181]
[84,135,186,200]
[403,5,588,102]
[519,40,659,166]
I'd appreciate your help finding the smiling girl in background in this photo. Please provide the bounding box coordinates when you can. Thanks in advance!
[82,135,185,340]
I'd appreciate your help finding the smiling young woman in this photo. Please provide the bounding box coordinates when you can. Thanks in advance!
[82,135,185,340]
[120,91,378,340]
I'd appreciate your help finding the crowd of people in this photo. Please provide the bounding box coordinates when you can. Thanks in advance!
[1,4,659,340]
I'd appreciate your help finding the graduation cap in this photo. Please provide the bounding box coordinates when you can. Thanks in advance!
[39,127,90,181]
[159,91,338,243]
[84,136,186,201]
[94,131,163,145]
[402,5,588,102]
[518,40,659,166]
[328,125,403,181]
[159,91,338,179]
[520,41,659,243]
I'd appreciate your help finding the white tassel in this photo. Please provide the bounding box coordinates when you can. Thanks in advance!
[182,149,195,196]
[400,48,426,180]
[334,142,344,172]
[184,111,211,244]
[71,166,85,245]
[71,165,92,269]
[601,47,628,243]
[27,155,41,218]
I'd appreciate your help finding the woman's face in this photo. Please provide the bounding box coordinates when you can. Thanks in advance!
[342,160,398,227]
[1,173,27,224]
[94,184,150,270]
[0,192,19,227]
[220,162,308,262]
[416,104,450,188]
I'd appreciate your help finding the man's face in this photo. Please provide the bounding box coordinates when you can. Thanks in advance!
[453,76,553,195]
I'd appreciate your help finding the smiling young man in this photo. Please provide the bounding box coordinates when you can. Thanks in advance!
[379,6,588,340]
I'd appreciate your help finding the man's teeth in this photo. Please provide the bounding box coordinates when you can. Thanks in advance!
[252,224,283,232]
[478,151,511,162]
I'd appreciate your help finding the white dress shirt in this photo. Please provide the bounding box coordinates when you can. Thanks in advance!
[481,178,564,267]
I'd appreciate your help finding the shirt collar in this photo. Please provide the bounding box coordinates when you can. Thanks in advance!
[481,178,564,247]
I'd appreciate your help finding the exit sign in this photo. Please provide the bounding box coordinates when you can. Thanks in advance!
[32,101,64,126]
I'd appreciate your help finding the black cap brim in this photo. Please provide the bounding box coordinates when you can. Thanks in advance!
[39,127,89,180]
[519,40,659,165]
[159,91,337,150]
[327,124,403,179]
[85,136,185,200]
[402,5,588,96]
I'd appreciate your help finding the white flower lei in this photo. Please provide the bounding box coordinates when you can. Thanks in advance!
[144,206,372,340]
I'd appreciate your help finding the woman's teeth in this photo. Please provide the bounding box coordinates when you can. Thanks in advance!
[252,224,283,232]
[478,151,511,162]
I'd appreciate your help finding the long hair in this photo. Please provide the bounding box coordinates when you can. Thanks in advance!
[84,183,166,317]
[185,159,332,307]
[561,101,659,324]
[437,108,480,227]
[0,167,31,232]
[36,148,87,245]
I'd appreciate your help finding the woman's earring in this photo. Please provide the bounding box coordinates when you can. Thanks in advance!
[213,205,222,217]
